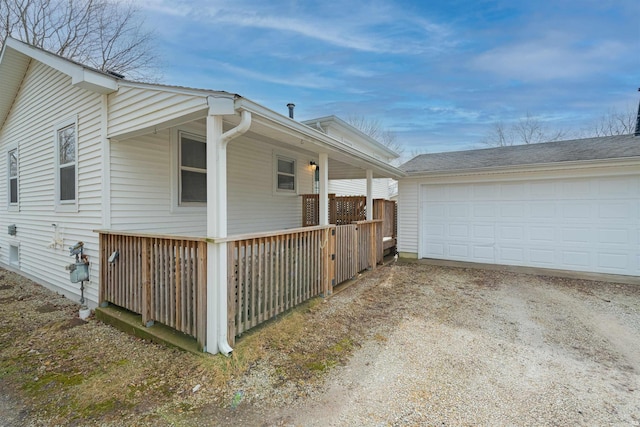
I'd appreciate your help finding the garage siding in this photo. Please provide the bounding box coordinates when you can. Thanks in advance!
[398,180,419,255]
[419,173,640,276]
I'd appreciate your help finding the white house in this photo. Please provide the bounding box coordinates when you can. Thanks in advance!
[397,135,640,277]
[301,116,399,199]
[0,38,405,354]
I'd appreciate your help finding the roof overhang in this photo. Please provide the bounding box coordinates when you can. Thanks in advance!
[401,157,640,180]
[0,38,117,127]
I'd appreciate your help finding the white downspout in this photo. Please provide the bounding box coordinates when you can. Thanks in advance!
[206,109,251,356]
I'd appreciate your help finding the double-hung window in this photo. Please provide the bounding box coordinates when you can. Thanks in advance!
[179,132,206,204]
[8,149,18,205]
[275,155,296,193]
[56,120,77,205]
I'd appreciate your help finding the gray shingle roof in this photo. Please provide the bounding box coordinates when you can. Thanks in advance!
[400,134,640,175]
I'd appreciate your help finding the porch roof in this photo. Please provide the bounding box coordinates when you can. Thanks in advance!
[109,81,405,180]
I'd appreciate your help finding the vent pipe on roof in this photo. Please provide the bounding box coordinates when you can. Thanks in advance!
[287,103,295,119]
[635,88,640,136]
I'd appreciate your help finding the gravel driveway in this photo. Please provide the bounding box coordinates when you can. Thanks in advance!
[1,262,639,426]
[255,262,640,426]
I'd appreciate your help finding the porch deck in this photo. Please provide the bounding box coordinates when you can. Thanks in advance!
[97,219,388,352]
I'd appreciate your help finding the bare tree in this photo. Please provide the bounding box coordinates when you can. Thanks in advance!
[0,0,160,80]
[586,107,637,137]
[482,112,567,147]
[346,115,404,155]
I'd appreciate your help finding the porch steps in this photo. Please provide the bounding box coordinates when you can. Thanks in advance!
[95,304,202,356]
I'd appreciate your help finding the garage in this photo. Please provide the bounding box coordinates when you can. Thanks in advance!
[398,134,640,277]
[420,175,639,276]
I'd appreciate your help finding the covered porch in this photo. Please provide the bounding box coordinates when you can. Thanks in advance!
[98,88,404,354]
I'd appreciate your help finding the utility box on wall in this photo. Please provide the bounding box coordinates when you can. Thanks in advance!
[8,225,16,236]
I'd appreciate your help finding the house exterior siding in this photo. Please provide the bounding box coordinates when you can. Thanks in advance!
[0,61,103,304]
[109,126,314,236]
[397,179,419,256]
[107,85,207,139]
[328,178,391,199]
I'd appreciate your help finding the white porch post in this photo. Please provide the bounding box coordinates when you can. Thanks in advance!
[319,152,329,225]
[205,114,229,355]
[366,169,373,220]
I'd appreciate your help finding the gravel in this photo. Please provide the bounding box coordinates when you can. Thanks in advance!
[1,262,639,426]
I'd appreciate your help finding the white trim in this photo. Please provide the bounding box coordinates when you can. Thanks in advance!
[171,127,207,212]
[8,241,19,269]
[273,152,298,195]
[54,116,78,213]
[7,145,18,211]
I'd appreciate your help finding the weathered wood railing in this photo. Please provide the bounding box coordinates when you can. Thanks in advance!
[98,231,207,350]
[355,220,384,271]
[301,194,320,227]
[225,225,335,344]
[335,224,358,284]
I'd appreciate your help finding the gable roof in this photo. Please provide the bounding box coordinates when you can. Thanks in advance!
[400,134,640,175]
[0,37,119,126]
[301,115,400,159]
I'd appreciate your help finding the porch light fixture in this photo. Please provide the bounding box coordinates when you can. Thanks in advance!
[309,161,318,171]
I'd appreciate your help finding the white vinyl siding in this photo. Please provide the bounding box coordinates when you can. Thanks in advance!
[109,129,313,236]
[397,179,419,255]
[328,178,391,199]
[0,61,103,305]
[107,85,207,139]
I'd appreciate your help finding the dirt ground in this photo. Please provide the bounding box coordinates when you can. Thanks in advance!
[0,261,639,426]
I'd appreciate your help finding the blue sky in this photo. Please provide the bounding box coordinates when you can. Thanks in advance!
[138,0,639,154]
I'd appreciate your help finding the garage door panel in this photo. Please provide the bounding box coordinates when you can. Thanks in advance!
[473,245,495,260]
[598,229,628,244]
[529,248,556,265]
[562,227,591,244]
[421,175,640,276]
[598,253,629,270]
[530,202,556,218]
[449,224,469,238]
[530,226,556,242]
[561,251,590,267]
[562,202,592,220]
[500,225,524,240]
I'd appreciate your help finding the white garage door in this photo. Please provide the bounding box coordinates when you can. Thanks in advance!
[421,175,640,276]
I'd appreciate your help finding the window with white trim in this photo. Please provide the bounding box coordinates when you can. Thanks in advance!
[56,122,77,203]
[275,155,296,193]
[8,149,17,205]
[179,132,206,204]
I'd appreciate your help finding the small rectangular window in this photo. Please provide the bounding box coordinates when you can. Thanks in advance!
[57,123,76,202]
[276,156,296,192]
[179,133,206,204]
[8,149,17,204]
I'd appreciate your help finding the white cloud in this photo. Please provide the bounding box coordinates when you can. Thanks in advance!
[472,33,626,81]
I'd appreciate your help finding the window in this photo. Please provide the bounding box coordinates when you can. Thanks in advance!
[8,149,17,205]
[56,122,77,203]
[179,132,206,204]
[275,155,296,193]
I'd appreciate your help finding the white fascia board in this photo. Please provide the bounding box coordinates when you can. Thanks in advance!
[402,157,640,180]
[5,38,117,94]
[71,69,117,93]
[235,98,406,179]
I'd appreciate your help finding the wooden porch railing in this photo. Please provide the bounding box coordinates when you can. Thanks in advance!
[301,194,320,227]
[225,225,335,344]
[330,194,367,225]
[355,220,384,271]
[98,231,207,350]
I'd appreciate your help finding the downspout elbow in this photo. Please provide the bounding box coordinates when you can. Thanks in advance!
[220,110,251,146]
